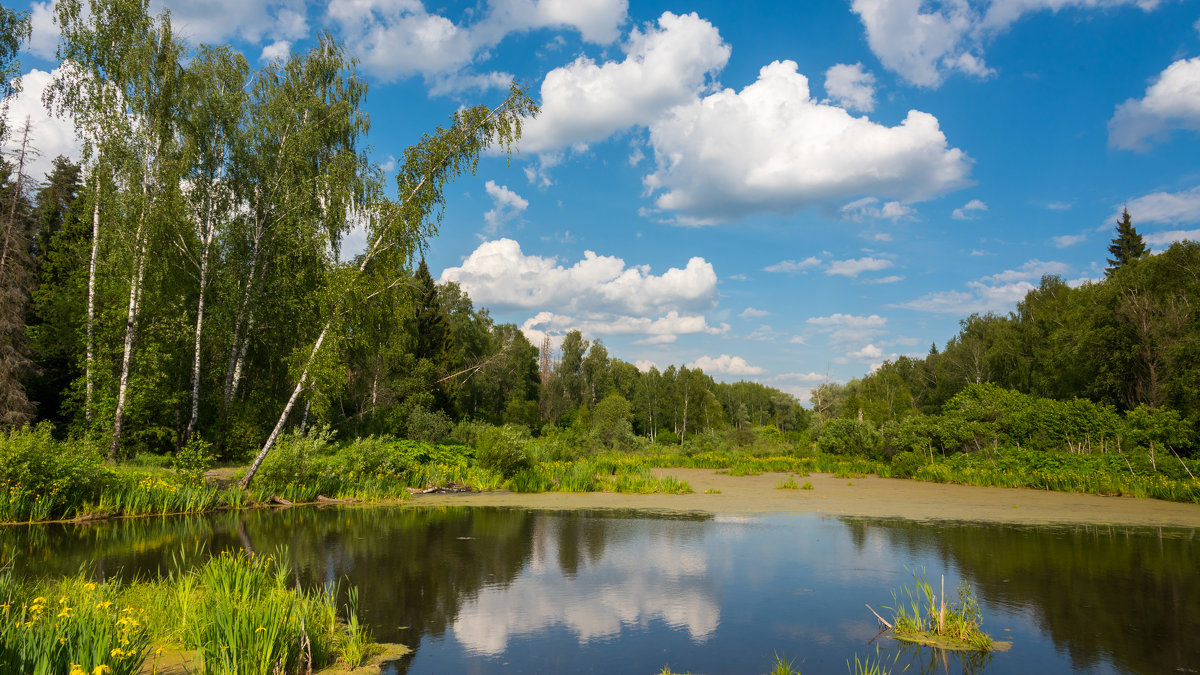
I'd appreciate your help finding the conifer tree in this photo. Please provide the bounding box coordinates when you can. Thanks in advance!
[1106,207,1147,276]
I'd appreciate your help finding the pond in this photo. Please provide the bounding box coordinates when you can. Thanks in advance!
[3,505,1197,674]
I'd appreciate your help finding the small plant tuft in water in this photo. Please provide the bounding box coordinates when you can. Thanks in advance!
[776,476,799,490]
[768,651,800,675]
[704,487,722,494]
[801,481,813,490]
[886,569,994,651]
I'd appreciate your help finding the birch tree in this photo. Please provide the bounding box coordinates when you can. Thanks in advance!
[240,83,536,487]
[178,46,247,441]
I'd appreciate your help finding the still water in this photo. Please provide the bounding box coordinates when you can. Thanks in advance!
[3,505,1197,674]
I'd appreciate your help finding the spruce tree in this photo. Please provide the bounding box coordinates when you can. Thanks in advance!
[1106,207,1147,276]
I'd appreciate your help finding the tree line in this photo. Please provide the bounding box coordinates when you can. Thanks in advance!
[0,1,804,466]
[815,211,1200,455]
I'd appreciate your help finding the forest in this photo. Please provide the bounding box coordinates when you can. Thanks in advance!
[816,211,1200,460]
[0,1,805,468]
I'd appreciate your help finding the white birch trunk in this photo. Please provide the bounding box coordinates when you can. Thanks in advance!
[86,175,100,421]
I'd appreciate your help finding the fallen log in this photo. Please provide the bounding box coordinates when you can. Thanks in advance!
[405,482,477,495]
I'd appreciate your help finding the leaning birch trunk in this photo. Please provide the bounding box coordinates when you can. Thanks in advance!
[239,88,534,488]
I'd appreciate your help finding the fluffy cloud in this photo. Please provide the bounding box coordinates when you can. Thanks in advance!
[840,197,916,222]
[483,181,529,234]
[980,259,1069,283]
[826,256,893,278]
[1109,57,1200,150]
[951,199,988,220]
[852,0,1159,88]
[764,257,821,273]
[848,344,884,360]
[27,2,58,60]
[644,60,972,224]
[1,68,83,180]
[157,0,309,46]
[519,12,729,153]
[688,354,764,376]
[807,314,888,328]
[824,62,877,112]
[1120,185,1200,227]
[327,0,628,86]
[1053,233,1087,247]
[1144,229,1200,247]
[896,258,1069,314]
[739,307,769,318]
[521,310,724,346]
[805,313,888,345]
[442,238,717,315]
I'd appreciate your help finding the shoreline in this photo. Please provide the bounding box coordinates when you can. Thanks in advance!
[401,468,1200,528]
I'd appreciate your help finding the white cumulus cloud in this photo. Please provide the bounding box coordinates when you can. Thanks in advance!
[688,354,764,376]
[739,307,769,318]
[826,257,893,278]
[853,0,1159,88]
[519,11,730,153]
[824,62,877,112]
[483,180,529,234]
[644,60,972,224]
[896,258,1070,314]
[327,0,628,87]
[1109,57,1200,150]
[441,238,717,316]
[2,68,83,181]
[764,257,821,273]
[840,197,916,222]
[951,199,988,220]
[1119,185,1200,227]
[1053,233,1087,248]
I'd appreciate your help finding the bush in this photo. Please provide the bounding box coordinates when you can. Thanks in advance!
[172,435,215,486]
[817,418,884,459]
[890,450,924,478]
[475,425,531,478]
[406,407,452,443]
[655,430,680,446]
[256,427,335,486]
[0,423,104,498]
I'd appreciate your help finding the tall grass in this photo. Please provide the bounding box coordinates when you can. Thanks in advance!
[0,567,151,675]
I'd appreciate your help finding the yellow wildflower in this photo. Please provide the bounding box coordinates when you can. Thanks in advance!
[93,666,111,675]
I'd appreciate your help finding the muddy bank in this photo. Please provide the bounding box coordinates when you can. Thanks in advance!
[404,468,1200,528]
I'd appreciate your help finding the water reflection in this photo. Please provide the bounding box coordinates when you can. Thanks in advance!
[3,507,1198,674]
[453,514,719,655]
[841,518,1200,675]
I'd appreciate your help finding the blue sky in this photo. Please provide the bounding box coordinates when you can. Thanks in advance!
[6,0,1200,403]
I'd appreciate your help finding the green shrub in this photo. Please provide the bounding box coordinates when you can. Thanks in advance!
[406,407,452,443]
[172,435,215,486]
[256,427,335,487]
[817,418,884,459]
[475,425,531,478]
[890,450,925,478]
[655,430,680,446]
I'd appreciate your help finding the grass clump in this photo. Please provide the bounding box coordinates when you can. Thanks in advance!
[801,481,813,490]
[887,571,993,652]
[776,476,799,490]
